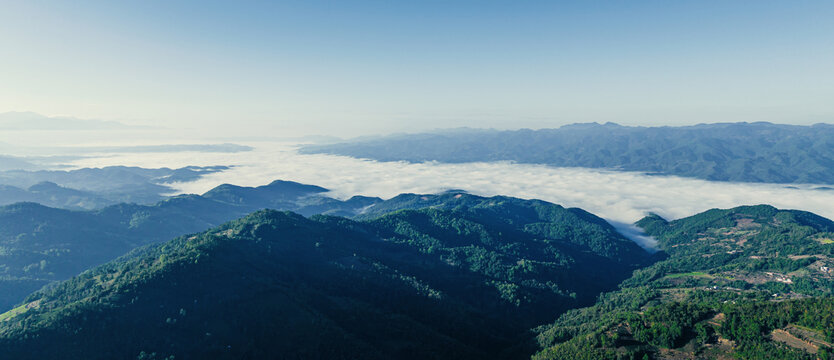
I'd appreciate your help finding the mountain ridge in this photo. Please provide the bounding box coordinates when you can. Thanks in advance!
[0,179,654,312]
[1,196,832,359]
[300,122,834,184]
[0,199,652,359]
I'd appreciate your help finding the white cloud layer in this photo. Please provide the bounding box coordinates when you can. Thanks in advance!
[68,142,834,249]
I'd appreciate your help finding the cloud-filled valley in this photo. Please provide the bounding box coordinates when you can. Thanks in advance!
[66,142,834,228]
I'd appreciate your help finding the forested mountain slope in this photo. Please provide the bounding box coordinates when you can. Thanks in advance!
[0,181,649,315]
[358,191,650,265]
[0,203,650,359]
[301,122,834,184]
[534,205,834,360]
[0,180,379,311]
[3,193,833,359]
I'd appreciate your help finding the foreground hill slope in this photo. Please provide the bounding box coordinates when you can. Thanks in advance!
[534,205,834,360]
[0,203,649,359]
[301,122,834,184]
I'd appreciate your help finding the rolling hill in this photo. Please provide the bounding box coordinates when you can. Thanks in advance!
[534,205,834,359]
[0,180,653,315]
[0,180,379,311]
[0,200,650,359]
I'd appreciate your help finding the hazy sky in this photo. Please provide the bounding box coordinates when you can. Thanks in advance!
[1,1,832,137]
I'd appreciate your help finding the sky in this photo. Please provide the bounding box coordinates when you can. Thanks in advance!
[1,1,833,137]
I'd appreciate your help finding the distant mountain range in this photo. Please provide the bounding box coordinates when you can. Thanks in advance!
[301,122,834,184]
[0,165,229,209]
[0,155,39,171]
[0,112,137,131]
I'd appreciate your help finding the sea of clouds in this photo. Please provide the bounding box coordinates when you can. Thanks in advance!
[7,118,832,250]
[67,141,834,240]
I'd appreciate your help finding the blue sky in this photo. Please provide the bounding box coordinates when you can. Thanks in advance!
[1,1,832,137]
